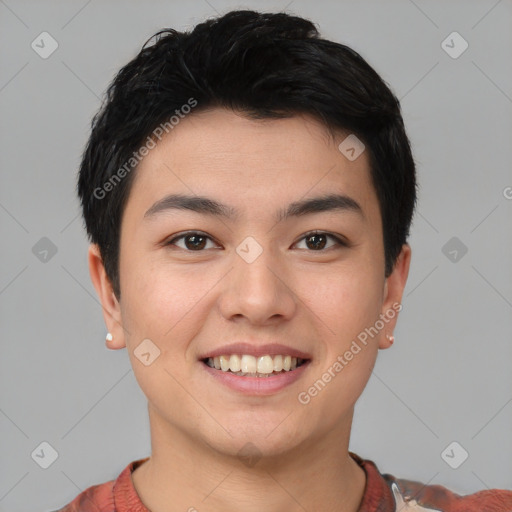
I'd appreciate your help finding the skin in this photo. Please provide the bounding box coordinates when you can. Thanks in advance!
[89,108,411,512]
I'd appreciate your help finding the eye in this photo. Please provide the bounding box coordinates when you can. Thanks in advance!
[165,231,219,251]
[294,231,348,251]
[165,230,348,252]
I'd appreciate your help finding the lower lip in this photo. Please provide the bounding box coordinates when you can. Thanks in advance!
[200,360,311,395]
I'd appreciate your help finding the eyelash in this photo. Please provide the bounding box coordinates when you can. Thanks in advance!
[165,230,349,252]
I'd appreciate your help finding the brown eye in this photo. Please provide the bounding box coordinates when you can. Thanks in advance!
[183,234,207,250]
[165,230,347,252]
[166,232,217,251]
[295,231,347,251]
[305,233,328,250]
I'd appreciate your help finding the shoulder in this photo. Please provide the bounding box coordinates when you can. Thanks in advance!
[387,472,512,511]
[51,457,150,512]
[52,479,116,512]
[350,452,512,512]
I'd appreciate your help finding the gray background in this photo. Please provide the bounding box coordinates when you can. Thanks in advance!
[1,0,511,511]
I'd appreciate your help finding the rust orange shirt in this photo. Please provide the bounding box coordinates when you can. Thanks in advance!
[54,452,512,511]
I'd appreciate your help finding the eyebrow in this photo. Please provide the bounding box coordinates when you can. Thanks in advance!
[143,193,365,223]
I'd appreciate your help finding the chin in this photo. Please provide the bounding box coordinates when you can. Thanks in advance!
[202,420,306,461]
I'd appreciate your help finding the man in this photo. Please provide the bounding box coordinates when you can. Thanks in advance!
[56,9,512,512]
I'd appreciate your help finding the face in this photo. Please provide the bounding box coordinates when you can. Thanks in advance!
[90,108,410,461]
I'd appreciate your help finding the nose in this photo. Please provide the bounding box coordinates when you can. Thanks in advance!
[218,242,297,325]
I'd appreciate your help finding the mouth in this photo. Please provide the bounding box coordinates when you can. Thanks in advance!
[202,354,311,378]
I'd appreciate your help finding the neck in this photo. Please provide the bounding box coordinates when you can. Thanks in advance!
[132,406,366,512]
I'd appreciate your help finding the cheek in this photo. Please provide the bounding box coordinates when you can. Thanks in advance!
[148,265,215,324]
[299,258,383,388]
[307,260,383,327]
[119,262,198,398]
[120,257,213,351]
[298,269,381,424]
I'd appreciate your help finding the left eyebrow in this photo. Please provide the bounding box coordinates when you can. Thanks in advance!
[143,193,365,222]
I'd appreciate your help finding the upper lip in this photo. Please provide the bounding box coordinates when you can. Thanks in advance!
[199,342,312,360]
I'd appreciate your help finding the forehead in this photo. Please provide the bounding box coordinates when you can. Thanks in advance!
[124,108,380,228]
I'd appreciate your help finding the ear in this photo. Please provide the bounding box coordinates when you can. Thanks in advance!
[378,243,411,350]
[88,243,126,350]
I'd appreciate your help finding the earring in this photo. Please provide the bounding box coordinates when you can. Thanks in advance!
[106,332,113,342]
[386,333,394,345]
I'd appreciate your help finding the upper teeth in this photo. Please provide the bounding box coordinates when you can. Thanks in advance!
[206,354,305,373]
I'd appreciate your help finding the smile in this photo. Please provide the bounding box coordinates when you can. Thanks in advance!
[203,354,308,377]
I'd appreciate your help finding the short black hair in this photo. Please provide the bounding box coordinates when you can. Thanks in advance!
[78,9,417,299]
